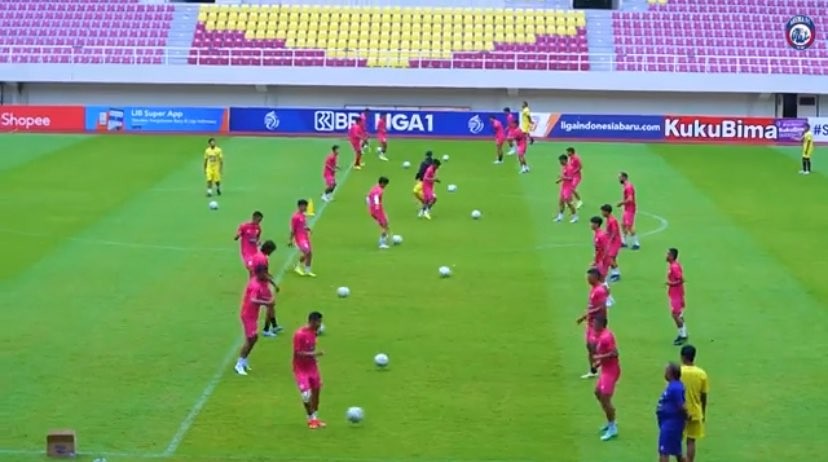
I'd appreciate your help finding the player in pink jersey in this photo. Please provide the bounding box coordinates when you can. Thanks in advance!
[358,108,370,149]
[234,265,274,376]
[293,311,326,429]
[234,211,263,268]
[555,155,579,223]
[348,117,365,170]
[420,159,441,220]
[321,145,340,203]
[666,248,688,346]
[509,120,530,174]
[489,115,506,164]
[592,314,620,441]
[375,113,389,161]
[589,216,611,280]
[617,172,640,250]
[601,204,623,282]
[289,199,315,277]
[577,268,609,379]
[566,147,584,209]
[367,176,391,249]
[504,107,516,155]
[245,240,282,337]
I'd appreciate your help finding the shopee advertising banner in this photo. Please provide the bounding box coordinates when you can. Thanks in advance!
[0,105,85,133]
[808,118,828,142]
[84,106,229,133]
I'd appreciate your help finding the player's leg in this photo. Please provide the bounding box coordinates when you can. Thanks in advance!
[495,142,504,164]
[801,156,807,173]
[235,326,258,374]
[555,197,566,222]
[206,170,215,197]
[302,248,314,276]
[671,306,687,345]
[686,437,696,462]
[597,390,618,440]
[582,341,598,378]
[609,254,621,281]
[567,200,578,222]
[507,139,515,155]
[310,384,326,427]
[805,157,812,173]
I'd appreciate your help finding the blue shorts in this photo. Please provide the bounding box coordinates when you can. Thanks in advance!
[658,427,683,456]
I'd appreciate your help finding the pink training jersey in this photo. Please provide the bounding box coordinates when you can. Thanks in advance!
[291,211,309,243]
[569,153,582,177]
[605,215,622,255]
[236,221,261,257]
[376,117,388,142]
[348,122,363,141]
[588,283,609,324]
[593,228,609,268]
[241,278,271,316]
[506,113,515,126]
[358,113,368,134]
[492,119,505,143]
[246,250,269,273]
[623,182,637,213]
[668,260,685,301]
[513,127,528,154]
[324,152,337,177]
[595,328,620,374]
[367,184,384,213]
[292,326,319,374]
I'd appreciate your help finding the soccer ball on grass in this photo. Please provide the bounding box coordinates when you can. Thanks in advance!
[439,266,452,278]
[374,353,389,368]
[471,210,482,219]
[337,286,350,298]
[208,200,219,210]
[402,161,411,169]
[447,184,457,192]
[391,235,403,245]
[346,406,364,423]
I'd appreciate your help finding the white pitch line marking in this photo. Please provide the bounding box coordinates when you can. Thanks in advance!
[162,164,355,457]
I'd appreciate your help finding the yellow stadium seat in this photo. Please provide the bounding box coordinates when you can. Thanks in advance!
[555,25,566,35]
[266,30,276,39]
[555,17,566,26]
[566,26,577,36]
[197,12,207,21]
[255,30,265,40]
[576,17,586,27]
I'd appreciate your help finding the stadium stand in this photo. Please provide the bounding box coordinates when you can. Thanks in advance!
[189,4,589,70]
[613,0,828,74]
[0,0,174,64]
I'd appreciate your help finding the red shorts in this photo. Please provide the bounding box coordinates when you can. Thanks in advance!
[423,187,435,203]
[371,210,388,228]
[560,188,573,203]
[295,370,322,392]
[585,326,599,344]
[596,369,620,396]
[496,137,505,147]
[241,312,258,338]
[572,175,582,188]
[378,135,388,144]
[324,175,336,188]
[295,238,311,254]
[608,245,621,259]
[517,146,527,156]
[669,297,685,314]
[623,210,636,228]
[350,139,362,153]
[594,261,609,278]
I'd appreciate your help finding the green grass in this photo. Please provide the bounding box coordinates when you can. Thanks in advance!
[1,134,826,462]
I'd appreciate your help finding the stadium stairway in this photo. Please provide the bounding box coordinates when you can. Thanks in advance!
[618,0,651,11]
[584,10,613,71]
[166,3,199,64]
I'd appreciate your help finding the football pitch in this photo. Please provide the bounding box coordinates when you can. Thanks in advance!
[1,134,826,462]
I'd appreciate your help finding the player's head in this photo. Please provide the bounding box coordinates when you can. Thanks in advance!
[522,101,528,108]
[432,159,442,169]
[363,108,370,114]
[208,137,216,147]
[503,107,511,114]
[378,176,390,188]
[619,171,629,184]
[666,247,679,263]
[600,204,613,217]
[425,151,433,159]
[252,211,263,223]
[558,154,568,165]
[332,144,339,154]
[261,240,277,255]
[590,216,603,230]
[253,264,269,281]
[297,199,308,212]
[566,147,575,156]
[804,123,811,132]
[308,311,323,330]
[509,119,519,128]
[351,116,360,123]
[489,114,496,121]
[586,267,602,285]
[591,314,608,332]
[665,362,682,382]
[680,344,697,364]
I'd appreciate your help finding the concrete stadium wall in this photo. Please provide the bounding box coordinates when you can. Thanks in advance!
[19,83,777,116]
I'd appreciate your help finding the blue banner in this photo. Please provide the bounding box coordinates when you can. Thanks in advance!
[85,106,228,133]
[547,114,665,140]
[229,107,502,137]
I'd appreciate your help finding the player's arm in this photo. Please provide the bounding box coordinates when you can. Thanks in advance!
[295,340,324,357]
[592,347,618,360]
[287,225,295,247]
[218,151,224,173]
[233,226,242,241]
[701,375,709,420]
[203,151,208,171]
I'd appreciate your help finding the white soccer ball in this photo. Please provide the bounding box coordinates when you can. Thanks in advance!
[317,323,325,335]
[346,406,364,423]
[471,210,482,219]
[442,154,450,161]
[402,161,411,169]
[439,266,452,278]
[374,353,389,368]
[447,184,457,192]
[391,234,403,245]
[337,286,350,298]
[208,200,219,210]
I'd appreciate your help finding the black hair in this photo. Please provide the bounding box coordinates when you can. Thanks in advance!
[332,144,339,151]
[620,171,629,180]
[587,267,602,279]
[558,154,568,162]
[503,107,511,112]
[308,311,323,322]
[432,159,442,167]
[566,147,575,154]
[600,204,612,213]
[590,216,603,227]
[681,344,697,362]
[378,176,390,185]
[351,116,360,122]
[425,151,433,158]
[261,240,277,254]
[252,211,263,219]
[208,137,216,143]
[297,199,309,207]
[668,248,679,259]
[667,362,682,380]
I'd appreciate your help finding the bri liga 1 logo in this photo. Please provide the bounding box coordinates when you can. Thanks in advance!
[785,15,815,50]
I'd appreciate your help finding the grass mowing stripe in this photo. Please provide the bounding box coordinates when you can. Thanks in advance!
[163,162,355,457]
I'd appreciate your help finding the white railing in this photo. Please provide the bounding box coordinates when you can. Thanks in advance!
[1,45,827,74]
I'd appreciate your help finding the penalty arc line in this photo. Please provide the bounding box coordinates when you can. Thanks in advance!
[161,164,355,457]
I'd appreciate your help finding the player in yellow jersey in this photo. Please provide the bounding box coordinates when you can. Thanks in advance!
[204,137,223,196]
[521,101,535,144]
[680,345,708,462]
[800,123,813,175]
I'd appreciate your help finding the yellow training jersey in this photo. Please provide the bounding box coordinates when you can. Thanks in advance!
[204,146,223,169]
[521,107,532,131]
[802,130,813,158]
[681,365,709,422]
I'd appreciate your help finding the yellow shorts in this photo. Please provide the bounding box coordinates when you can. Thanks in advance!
[206,168,221,183]
[413,181,423,195]
[521,124,531,133]
[684,420,704,440]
